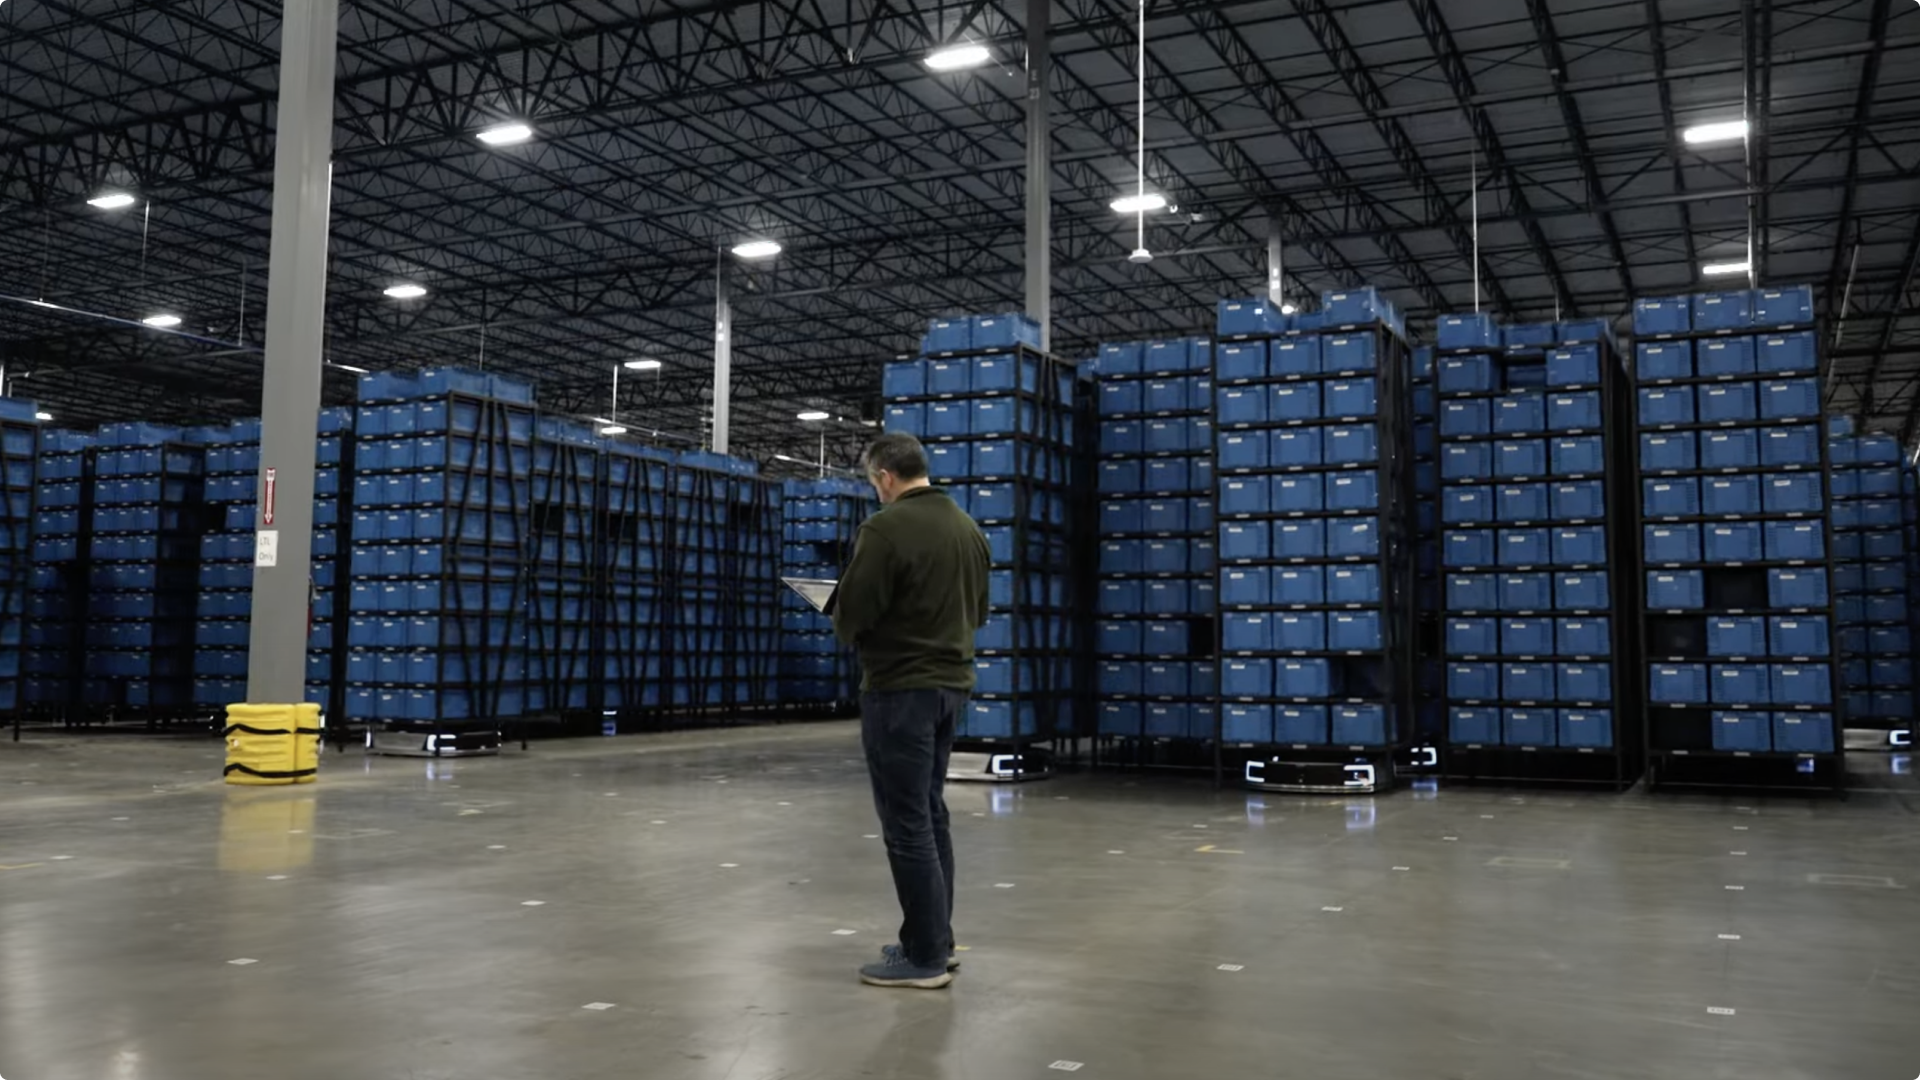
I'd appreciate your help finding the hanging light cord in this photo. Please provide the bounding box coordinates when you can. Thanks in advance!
[1136,0,1147,251]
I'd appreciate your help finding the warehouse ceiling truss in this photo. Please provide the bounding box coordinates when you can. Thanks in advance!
[1,0,1916,454]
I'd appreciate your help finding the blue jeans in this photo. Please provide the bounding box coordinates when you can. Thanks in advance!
[861,688,964,970]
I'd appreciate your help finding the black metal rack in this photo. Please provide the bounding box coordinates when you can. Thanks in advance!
[0,407,39,737]
[657,460,784,720]
[1629,305,1843,790]
[1086,338,1217,771]
[1408,344,1444,770]
[21,433,94,736]
[881,340,1084,770]
[777,478,867,718]
[1826,425,1915,749]
[525,420,601,723]
[1210,318,1417,793]
[345,391,536,732]
[593,442,675,725]
[80,435,212,720]
[1434,330,1645,787]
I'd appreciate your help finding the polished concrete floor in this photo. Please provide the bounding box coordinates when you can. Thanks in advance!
[2,724,1917,1080]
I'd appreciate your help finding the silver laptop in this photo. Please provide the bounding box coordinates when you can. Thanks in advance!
[782,576,839,614]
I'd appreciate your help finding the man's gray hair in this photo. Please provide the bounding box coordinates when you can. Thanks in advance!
[864,432,929,481]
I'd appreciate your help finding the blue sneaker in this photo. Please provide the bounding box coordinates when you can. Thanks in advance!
[883,944,961,972]
[858,953,954,989]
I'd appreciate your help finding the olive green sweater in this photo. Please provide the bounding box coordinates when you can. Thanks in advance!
[832,486,991,692]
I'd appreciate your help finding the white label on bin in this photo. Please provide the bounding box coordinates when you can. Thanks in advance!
[254,530,279,567]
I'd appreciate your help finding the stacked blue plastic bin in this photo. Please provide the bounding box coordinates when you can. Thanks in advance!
[882,312,1080,743]
[82,424,210,710]
[1091,337,1217,749]
[597,442,673,717]
[310,407,352,713]
[1827,421,1914,746]
[346,368,535,728]
[778,478,869,709]
[193,419,264,707]
[1632,284,1842,787]
[524,418,601,718]
[25,429,92,711]
[660,451,784,715]
[0,398,37,715]
[1434,311,1638,784]
[1212,288,1414,792]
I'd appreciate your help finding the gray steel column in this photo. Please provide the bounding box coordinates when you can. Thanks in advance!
[1267,211,1285,307]
[1024,0,1052,351]
[246,0,338,703]
[713,252,732,455]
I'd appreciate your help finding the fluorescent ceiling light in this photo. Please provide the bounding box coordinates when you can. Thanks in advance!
[1702,260,1751,277]
[599,424,629,436]
[331,363,371,374]
[731,239,782,259]
[88,192,137,210]
[624,358,662,370]
[925,44,990,71]
[797,410,831,422]
[1683,119,1749,145]
[142,313,182,328]
[1111,193,1167,214]
[1280,303,1298,316]
[34,412,53,422]
[383,283,427,300]
[477,122,533,146]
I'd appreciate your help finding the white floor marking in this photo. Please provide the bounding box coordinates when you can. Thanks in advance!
[1048,1063,1084,1073]
[1107,850,1126,855]
[1392,866,1411,871]
[50,855,74,861]
[582,1002,617,1010]
[1730,851,1747,856]
[488,845,507,850]
[832,929,858,936]
[111,817,130,822]
[1707,1006,1736,1016]
[266,875,289,881]
[1322,906,1344,912]
[1718,933,1742,940]
[521,900,547,907]
[994,883,1016,889]
[1216,964,1244,972]
[863,834,880,839]
[1442,836,1458,841]
[720,863,740,868]
[1725,885,1745,891]
[227,958,258,966]
[651,820,667,825]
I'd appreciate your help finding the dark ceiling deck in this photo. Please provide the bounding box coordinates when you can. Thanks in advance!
[1,0,1916,462]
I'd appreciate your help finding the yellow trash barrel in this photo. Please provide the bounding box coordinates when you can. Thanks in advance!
[224,703,322,786]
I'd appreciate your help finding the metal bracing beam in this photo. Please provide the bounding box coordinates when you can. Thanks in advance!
[1519,0,1634,301]
[1642,0,1701,278]
[1824,0,1892,316]
[1403,0,1574,317]
[1290,0,1508,314]
[1180,3,1450,309]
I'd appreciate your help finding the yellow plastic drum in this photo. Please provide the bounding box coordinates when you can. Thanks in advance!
[224,703,323,786]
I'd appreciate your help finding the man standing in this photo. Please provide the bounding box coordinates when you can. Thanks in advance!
[833,432,991,989]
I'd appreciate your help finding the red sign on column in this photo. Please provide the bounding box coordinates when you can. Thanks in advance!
[263,467,277,525]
